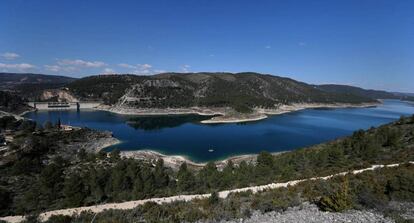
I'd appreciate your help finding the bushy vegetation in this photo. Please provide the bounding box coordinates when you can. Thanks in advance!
[20,164,414,223]
[1,115,413,220]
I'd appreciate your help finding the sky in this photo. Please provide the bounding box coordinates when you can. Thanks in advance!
[1,0,413,92]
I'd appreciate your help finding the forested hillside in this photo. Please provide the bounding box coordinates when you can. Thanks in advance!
[68,73,376,112]
[0,91,32,115]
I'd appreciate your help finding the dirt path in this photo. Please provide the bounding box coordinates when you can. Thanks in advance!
[1,161,412,223]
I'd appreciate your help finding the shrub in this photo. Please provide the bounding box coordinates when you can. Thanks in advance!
[318,177,353,212]
[45,215,72,223]
[209,191,220,205]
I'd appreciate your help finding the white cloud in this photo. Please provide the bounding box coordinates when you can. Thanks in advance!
[118,63,156,75]
[102,68,115,74]
[298,42,306,46]
[139,64,152,69]
[181,65,190,73]
[118,63,152,70]
[0,63,35,71]
[44,65,61,72]
[118,63,136,69]
[57,59,106,68]
[265,45,271,49]
[44,64,77,73]
[1,52,20,60]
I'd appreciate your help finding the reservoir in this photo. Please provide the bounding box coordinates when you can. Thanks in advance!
[24,100,414,162]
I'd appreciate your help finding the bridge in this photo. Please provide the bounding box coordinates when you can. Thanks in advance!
[27,101,102,110]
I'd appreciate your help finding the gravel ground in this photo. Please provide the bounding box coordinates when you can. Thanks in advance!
[388,201,414,220]
[207,203,394,223]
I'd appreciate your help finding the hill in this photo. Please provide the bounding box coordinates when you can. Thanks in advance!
[68,73,377,113]
[0,91,33,115]
[0,73,76,100]
[315,84,398,100]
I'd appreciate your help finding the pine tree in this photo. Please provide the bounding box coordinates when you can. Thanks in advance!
[177,162,196,192]
[154,159,169,188]
[56,118,61,129]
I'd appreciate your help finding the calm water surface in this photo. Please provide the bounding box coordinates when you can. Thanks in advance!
[24,100,414,162]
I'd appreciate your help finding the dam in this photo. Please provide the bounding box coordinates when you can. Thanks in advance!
[27,102,102,110]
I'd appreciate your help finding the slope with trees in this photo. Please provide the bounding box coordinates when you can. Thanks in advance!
[0,114,413,218]
[67,73,377,113]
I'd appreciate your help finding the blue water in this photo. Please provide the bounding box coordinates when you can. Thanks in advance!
[24,100,414,162]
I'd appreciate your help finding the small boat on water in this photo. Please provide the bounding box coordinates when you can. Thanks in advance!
[208,149,214,152]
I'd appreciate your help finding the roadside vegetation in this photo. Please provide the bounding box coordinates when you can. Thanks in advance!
[26,164,414,223]
[0,114,413,221]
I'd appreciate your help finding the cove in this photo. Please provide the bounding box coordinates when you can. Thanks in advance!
[24,100,414,162]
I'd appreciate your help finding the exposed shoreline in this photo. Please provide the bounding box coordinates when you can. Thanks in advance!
[120,150,284,170]
[90,136,121,153]
[98,101,380,124]
[107,102,379,168]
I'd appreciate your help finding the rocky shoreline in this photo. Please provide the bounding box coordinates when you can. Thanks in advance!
[98,102,380,124]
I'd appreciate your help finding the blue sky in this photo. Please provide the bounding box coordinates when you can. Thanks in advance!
[1,0,413,92]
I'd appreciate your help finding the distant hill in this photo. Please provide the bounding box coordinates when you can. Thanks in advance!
[392,92,414,102]
[0,73,76,100]
[68,72,376,112]
[0,90,33,115]
[0,72,75,88]
[315,84,397,100]
[4,72,400,112]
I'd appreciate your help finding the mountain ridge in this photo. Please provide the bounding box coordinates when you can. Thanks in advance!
[3,72,410,117]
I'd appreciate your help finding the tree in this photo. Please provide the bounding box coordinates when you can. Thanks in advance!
[318,176,353,212]
[384,128,401,147]
[0,187,11,215]
[44,121,53,130]
[177,163,196,192]
[154,159,169,188]
[327,145,346,168]
[63,173,86,206]
[56,118,61,129]
[221,160,235,188]
[77,148,87,161]
[109,149,121,162]
[256,151,275,181]
[199,162,220,189]
[208,191,220,205]
[257,151,273,168]
[39,163,64,202]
